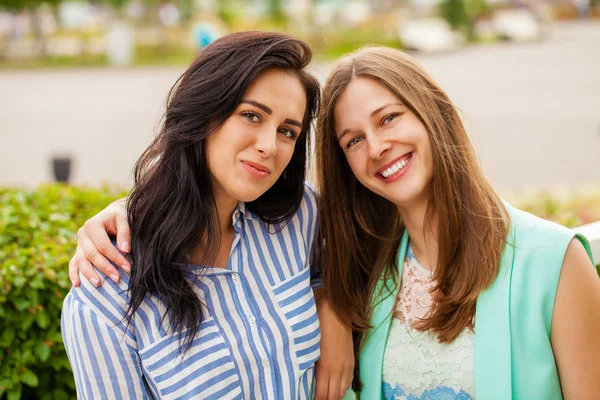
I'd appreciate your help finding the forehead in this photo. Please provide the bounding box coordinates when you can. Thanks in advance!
[334,77,399,122]
[243,69,307,118]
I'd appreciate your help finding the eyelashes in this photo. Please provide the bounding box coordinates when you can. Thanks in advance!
[240,111,299,139]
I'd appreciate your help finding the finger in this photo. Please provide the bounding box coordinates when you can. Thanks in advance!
[78,233,120,284]
[115,213,131,256]
[75,246,102,287]
[68,255,80,287]
[80,223,129,276]
[326,376,339,400]
[314,363,329,400]
[339,371,353,399]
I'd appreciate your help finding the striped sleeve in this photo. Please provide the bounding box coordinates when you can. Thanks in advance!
[61,292,152,399]
[303,182,322,290]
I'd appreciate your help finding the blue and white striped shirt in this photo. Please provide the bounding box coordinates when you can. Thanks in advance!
[61,183,322,399]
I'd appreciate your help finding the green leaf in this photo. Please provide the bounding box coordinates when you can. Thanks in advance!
[35,311,50,329]
[36,342,50,362]
[21,369,39,387]
[1,328,15,347]
[13,276,26,287]
[12,298,30,311]
[7,386,21,400]
[53,389,69,400]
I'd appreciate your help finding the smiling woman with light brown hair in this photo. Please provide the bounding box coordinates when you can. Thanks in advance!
[317,46,600,400]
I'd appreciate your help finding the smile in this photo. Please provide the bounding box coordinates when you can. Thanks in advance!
[377,152,413,180]
[242,160,271,178]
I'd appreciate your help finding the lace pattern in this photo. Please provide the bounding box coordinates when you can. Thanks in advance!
[382,245,475,399]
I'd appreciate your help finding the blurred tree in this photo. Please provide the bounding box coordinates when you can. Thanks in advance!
[440,0,489,40]
[102,0,129,11]
[217,0,235,26]
[267,0,283,18]
[0,0,61,58]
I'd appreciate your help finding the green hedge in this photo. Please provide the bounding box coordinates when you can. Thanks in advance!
[0,184,127,400]
[0,183,598,399]
[508,185,600,229]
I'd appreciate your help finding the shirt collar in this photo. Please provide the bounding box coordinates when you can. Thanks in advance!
[232,202,259,227]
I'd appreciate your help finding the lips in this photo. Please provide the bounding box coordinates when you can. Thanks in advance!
[243,160,270,173]
[241,160,271,178]
[376,152,413,176]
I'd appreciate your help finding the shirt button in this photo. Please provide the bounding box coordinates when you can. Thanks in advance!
[248,315,256,323]
[232,273,239,280]
[262,359,270,367]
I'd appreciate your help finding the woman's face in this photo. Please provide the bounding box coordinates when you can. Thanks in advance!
[207,68,307,204]
[333,77,434,208]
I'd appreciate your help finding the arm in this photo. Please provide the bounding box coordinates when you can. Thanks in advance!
[551,238,600,399]
[69,198,131,287]
[303,183,354,398]
[314,290,354,400]
[61,292,151,399]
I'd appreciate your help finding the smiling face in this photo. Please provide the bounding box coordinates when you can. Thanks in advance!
[206,68,307,204]
[334,77,434,209]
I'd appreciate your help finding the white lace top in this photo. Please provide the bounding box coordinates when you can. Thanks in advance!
[382,245,475,400]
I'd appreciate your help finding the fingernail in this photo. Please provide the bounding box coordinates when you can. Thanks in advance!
[122,264,131,274]
[121,242,130,253]
[110,274,120,283]
[90,277,100,287]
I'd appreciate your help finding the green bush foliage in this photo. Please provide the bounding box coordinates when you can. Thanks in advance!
[508,185,600,229]
[0,183,598,399]
[0,184,127,400]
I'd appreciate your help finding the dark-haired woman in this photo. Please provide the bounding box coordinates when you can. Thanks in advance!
[61,31,353,400]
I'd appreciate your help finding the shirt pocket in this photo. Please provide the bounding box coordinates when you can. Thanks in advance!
[272,266,321,373]
[138,317,243,399]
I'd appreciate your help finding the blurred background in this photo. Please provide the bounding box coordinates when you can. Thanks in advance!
[0,0,599,399]
[1,0,599,192]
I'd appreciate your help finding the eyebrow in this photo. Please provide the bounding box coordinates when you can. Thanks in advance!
[337,102,404,140]
[241,100,272,115]
[241,99,302,128]
[284,118,302,128]
[370,102,403,118]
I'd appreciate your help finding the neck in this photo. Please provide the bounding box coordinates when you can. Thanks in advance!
[215,194,237,236]
[189,191,237,266]
[397,198,439,272]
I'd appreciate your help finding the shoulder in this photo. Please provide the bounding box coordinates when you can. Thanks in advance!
[551,238,600,396]
[292,181,319,226]
[507,205,575,250]
[555,238,597,306]
[301,181,319,210]
[64,244,132,324]
[561,238,596,281]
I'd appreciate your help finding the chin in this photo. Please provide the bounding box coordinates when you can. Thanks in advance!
[235,186,272,203]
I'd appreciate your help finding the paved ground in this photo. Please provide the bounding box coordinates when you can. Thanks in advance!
[1,21,599,192]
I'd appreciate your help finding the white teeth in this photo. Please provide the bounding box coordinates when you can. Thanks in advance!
[381,156,411,178]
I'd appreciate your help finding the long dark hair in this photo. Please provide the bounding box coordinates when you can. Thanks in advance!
[126,31,320,346]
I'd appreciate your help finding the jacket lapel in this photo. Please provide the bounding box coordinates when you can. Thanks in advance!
[474,207,516,399]
[358,231,409,399]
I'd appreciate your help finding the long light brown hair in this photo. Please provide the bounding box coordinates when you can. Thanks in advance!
[316,46,509,390]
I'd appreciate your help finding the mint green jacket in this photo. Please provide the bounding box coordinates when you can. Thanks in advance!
[344,204,595,400]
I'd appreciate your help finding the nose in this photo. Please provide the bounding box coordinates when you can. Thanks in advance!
[254,126,278,158]
[367,131,391,160]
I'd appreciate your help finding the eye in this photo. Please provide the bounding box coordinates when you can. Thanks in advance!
[346,137,363,149]
[382,113,399,125]
[278,127,298,139]
[241,111,261,123]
